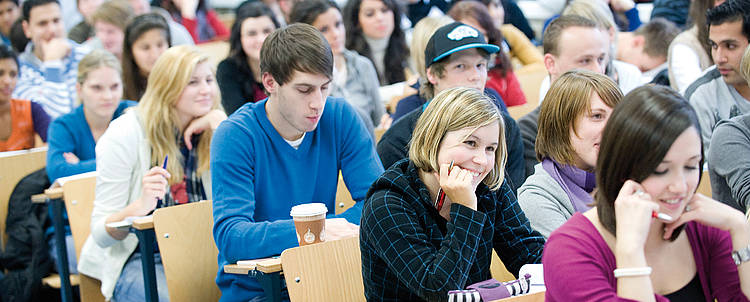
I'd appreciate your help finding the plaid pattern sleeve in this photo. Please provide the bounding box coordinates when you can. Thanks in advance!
[361,160,544,301]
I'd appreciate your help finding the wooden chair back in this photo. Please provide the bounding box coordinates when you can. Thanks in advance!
[510,63,546,120]
[61,174,105,302]
[153,200,220,302]
[697,170,711,198]
[281,236,365,302]
[196,41,229,67]
[335,174,356,215]
[0,147,47,249]
[490,250,516,282]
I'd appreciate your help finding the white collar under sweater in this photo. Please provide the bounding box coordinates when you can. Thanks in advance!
[364,36,388,83]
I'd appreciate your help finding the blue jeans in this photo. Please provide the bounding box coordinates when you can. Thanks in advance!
[48,234,78,275]
[112,252,169,302]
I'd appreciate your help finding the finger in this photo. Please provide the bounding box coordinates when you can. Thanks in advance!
[438,163,450,182]
[663,211,698,240]
[184,130,194,150]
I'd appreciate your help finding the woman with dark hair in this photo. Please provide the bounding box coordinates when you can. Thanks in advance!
[0,44,49,151]
[122,13,171,101]
[217,1,278,115]
[159,0,229,43]
[449,0,529,107]
[290,0,386,132]
[342,0,409,86]
[543,85,750,301]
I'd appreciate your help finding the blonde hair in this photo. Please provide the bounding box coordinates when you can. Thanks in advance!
[410,16,453,80]
[409,87,507,190]
[536,69,623,166]
[137,45,221,184]
[76,49,122,105]
[562,0,617,54]
[742,46,750,86]
[91,0,135,31]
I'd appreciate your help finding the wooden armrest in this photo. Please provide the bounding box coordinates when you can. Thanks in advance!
[31,187,64,203]
[132,216,154,230]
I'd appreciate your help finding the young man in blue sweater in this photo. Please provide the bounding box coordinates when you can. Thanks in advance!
[210,23,384,302]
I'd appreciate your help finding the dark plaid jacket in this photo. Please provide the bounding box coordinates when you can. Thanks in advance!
[360,159,545,301]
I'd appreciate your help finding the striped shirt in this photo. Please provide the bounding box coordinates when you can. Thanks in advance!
[13,40,89,118]
[360,159,545,301]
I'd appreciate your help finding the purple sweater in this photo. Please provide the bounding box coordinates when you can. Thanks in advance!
[543,213,749,302]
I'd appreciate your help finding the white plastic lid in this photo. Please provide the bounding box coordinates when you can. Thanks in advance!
[289,203,328,217]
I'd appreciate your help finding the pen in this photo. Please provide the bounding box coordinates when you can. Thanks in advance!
[652,211,673,222]
[434,160,454,211]
[156,155,168,207]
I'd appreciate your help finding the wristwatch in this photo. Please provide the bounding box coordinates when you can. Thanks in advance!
[732,244,750,266]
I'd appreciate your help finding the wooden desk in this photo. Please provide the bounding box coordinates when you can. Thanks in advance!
[131,216,159,302]
[490,291,545,302]
[224,258,284,302]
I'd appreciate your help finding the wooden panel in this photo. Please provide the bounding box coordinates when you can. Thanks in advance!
[490,291,545,302]
[490,250,517,282]
[78,274,105,302]
[281,236,364,302]
[510,63,546,121]
[335,174,355,215]
[0,147,47,249]
[197,41,230,67]
[697,170,711,198]
[153,201,221,302]
[62,176,97,259]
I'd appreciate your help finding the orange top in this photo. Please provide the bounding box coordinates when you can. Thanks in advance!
[0,99,35,152]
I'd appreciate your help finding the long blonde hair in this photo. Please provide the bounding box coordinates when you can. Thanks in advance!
[137,45,221,184]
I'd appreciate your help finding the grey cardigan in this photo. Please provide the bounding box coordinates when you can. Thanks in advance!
[330,49,385,130]
[517,163,574,238]
[708,113,750,214]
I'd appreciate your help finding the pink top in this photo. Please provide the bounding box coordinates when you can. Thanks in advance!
[542,212,749,302]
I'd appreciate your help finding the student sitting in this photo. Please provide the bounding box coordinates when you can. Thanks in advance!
[217,1,278,115]
[84,0,134,60]
[290,0,386,133]
[122,13,171,101]
[615,18,680,82]
[361,87,544,301]
[77,45,227,301]
[379,22,524,191]
[707,46,750,214]
[0,44,49,152]
[14,0,90,118]
[158,0,229,43]
[449,1,527,107]
[518,70,622,238]
[67,0,101,43]
[0,0,20,45]
[543,85,750,302]
[211,24,382,301]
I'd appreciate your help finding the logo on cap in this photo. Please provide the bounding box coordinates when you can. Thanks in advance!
[447,25,479,41]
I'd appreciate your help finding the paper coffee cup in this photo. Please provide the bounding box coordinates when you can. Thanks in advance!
[290,203,328,246]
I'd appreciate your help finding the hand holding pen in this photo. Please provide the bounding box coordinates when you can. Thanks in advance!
[137,155,170,215]
[434,160,478,212]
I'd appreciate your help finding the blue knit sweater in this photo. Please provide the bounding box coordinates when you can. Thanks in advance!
[46,101,136,182]
[210,97,384,301]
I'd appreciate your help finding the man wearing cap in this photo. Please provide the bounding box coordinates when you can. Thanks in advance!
[378,22,526,192]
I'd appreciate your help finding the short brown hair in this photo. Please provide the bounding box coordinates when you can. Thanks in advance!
[536,69,622,165]
[595,85,702,241]
[260,23,333,86]
[634,18,680,59]
[91,0,134,31]
[543,15,599,56]
[409,87,507,190]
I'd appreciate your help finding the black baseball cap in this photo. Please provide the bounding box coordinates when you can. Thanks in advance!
[424,22,500,68]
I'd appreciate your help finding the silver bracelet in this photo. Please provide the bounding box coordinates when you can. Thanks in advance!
[613,267,652,278]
